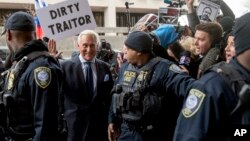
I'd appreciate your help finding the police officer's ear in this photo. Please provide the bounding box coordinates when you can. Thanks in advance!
[5,29,14,42]
[137,52,142,56]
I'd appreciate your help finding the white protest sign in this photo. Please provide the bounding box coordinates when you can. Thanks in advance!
[36,0,96,40]
[197,0,220,22]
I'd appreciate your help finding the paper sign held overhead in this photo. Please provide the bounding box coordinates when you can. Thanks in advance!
[158,7,180,26]
[197,0,220,22]
[36,0,96,40]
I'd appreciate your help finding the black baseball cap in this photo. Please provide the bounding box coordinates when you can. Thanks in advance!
[1,11,35,36]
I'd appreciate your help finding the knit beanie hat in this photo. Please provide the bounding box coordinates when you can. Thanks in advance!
[124,31,153,53]
[233,12,250,55]
[152,24,178,49]
[219,16,234,33]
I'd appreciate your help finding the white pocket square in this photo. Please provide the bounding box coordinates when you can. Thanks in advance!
[104,74,109,82]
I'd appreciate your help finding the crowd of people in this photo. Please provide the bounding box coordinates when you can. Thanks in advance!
[0,0,249,141]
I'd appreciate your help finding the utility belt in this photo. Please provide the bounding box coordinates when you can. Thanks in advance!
[122,119,155,133]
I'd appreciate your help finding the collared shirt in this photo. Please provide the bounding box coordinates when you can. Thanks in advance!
[79,55,97,95]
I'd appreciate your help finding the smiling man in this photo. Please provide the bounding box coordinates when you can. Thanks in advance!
[60,30,114,141]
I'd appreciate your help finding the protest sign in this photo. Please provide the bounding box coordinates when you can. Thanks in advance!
[197,0,220,22]
[158,7,180,25]
[36,0,96,40]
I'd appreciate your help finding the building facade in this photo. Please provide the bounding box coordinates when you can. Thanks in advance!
[0,0,166,28]
[0,0,167,57]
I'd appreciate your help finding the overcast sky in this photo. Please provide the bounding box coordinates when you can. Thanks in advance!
[178,0,250,25]
[222,0,250,18]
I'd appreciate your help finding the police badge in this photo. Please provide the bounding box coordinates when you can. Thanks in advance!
[34,67,51,88]
[7,72,14,90]
[169,64,182,73]
[182,89,206,118]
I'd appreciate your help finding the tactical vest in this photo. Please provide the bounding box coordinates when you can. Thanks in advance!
[0,51,51,140]
[205,61,250,124]
[112,57,162,122]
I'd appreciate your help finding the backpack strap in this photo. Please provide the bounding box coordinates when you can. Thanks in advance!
[4,51,51,93]
[137,57,163,91]
[141,57,163,71]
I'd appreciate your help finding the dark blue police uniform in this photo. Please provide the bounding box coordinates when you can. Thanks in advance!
[173,59,250,141]
[2,40,63,141]
[109,56,195,141]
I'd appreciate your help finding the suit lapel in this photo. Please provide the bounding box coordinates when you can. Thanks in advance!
[73,56,86,83]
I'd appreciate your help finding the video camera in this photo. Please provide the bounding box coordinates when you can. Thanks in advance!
[100,39,107,49]
[97,39,115,64]
[99,39,112,50]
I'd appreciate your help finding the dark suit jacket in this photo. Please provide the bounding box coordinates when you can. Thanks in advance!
[61,56,114,141]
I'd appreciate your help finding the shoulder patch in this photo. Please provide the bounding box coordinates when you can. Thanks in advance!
[34,67,51,89]
[169,64,182,73]
[182,89,206,118]
[7,72,14,90]
[137,70,149,81]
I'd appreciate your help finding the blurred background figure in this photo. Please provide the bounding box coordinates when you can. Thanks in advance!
[179,36,197,58]
[224,32,235,63]
[96,39,118,80]
[97,39,117,65]
[152,24,179,49]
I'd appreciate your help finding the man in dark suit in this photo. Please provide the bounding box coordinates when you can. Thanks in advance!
[61,30,114,141]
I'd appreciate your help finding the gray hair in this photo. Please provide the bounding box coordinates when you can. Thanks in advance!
[77,30,100,45]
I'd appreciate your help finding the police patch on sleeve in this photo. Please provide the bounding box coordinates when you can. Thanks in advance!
[7,72,14,90]
[182,89,206,118]
[169,64,182,73]
[34,67,51,89]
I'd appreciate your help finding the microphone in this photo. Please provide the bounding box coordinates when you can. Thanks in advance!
[199,47,221,72]
[179,51,191,67]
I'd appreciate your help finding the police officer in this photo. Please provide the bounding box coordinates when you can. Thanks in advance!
[107,31,195,141]
[0,11,62,141]
[173,13,250,141]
